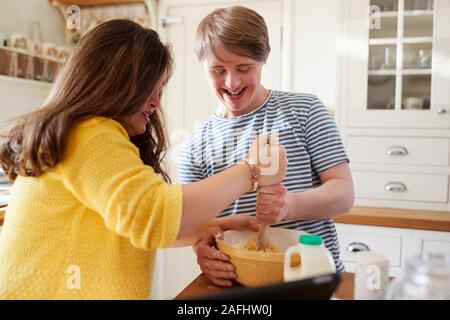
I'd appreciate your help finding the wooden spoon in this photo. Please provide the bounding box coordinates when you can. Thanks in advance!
[256,223,270,251]
[255,134,276,251]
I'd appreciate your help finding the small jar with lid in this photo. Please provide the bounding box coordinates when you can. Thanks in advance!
[387,252,450,300]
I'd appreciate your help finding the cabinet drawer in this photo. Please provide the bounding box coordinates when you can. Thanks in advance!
[353,172,448,203]
[348,137,449,166]
[422,240,450,254]
[337,228,403,267]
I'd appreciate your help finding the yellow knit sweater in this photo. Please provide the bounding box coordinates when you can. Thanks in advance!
[0,117,182,299]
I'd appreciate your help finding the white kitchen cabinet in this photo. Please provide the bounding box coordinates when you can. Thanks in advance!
[339,0,450,211]
[344,0,450,128]
[411,229,450,254]
[335,223,450,277]
[335,223,413,276]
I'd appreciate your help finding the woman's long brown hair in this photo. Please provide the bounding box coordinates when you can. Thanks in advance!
[0,19,173,182]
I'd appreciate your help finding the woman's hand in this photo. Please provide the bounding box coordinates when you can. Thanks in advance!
[247,134,287,187]
[256,184,290,224]
[194,215,259,287]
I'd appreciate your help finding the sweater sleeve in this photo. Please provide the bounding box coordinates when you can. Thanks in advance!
[57,118,182,250]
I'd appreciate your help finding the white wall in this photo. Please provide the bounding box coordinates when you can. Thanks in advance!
[0,1,62,123]
[0,76,52,122]
[0,0,66,46]
[290,0,340,116]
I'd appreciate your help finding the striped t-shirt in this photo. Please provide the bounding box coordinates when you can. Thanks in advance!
[178,90,349,271]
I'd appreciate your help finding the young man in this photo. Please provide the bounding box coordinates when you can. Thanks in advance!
[178,6,354,287]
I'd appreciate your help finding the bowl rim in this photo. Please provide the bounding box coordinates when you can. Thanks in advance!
[216,238,285,262]
[216,228,303,263]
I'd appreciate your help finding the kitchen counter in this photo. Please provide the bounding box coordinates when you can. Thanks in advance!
[0,208,5,226]
[334,206,450,232]
[175,272,355,300]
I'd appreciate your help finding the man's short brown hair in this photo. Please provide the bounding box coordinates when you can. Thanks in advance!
[195,6,271,62]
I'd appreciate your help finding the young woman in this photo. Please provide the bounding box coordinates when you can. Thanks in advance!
[0,19,287,299]
[178,6,355,287]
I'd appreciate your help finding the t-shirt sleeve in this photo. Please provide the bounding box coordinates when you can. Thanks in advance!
[59,119,182,250]
[304,96,350,174]
[177,136,207,184]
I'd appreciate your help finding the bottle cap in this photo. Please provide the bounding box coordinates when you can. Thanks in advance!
[299,234,323,246]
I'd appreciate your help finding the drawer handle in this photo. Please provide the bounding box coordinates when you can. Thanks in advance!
[386,146,408,156]
[346,242,370,253]
[384,181,407,192]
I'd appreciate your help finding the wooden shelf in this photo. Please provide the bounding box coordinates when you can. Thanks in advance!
[404,10,434,17]
[368,69,396,76]
[48,0,157,45]
[402,68,432,75]
[0,75,53,87]
[0,46,64,63]
[403,36,433,44]
[369,38,397,45]
[335,206,450,232]
[369,69,432,76]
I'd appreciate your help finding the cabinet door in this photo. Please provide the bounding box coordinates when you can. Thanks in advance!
[335,223,413,277]
[411,229,450,255]
[345,0,450,128]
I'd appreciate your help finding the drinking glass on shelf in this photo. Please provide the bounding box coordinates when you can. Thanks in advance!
[418,49,432,68]
[382,47,396,69]
[369,51,383,70]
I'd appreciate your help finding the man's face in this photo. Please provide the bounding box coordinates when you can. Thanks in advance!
[202,44,267,117]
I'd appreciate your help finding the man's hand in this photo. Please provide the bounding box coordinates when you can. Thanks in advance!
[194,215,259,287]
[256,184,289,224]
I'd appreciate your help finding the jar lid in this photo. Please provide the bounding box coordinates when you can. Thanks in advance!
[355,251,390,267]
[407,253,450,278]
[299,234,323,246]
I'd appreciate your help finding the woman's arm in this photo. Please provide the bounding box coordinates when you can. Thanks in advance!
[175,163,252,244]
[177,134,287,241]
[171,215,260,247]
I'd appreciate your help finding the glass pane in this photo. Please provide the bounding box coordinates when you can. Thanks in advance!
[371,0,399,12]
[369,45,397,70]
[369,0,398,38]
[403,43,432,69]
[368,75,396,109]
[405,0,434,11]
[404,14,433,37]
[401,75,431,110]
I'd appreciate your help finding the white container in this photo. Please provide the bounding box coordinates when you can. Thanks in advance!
[354,251,389,300]
[284,235,336,282]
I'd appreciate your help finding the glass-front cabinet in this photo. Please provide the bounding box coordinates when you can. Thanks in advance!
[346,0,450,128]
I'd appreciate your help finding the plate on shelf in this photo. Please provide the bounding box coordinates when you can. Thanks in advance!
[0,187,11,207]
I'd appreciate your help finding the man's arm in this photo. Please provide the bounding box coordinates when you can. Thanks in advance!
[256,162,354,224]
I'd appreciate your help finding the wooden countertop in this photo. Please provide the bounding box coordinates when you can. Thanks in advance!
[0,208,5,226]
[175,272,355,300]
[334,206,450,232]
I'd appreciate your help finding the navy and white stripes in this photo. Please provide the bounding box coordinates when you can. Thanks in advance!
[178,90,349,271]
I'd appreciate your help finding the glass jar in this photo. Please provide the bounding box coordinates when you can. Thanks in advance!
[387,253,450,300]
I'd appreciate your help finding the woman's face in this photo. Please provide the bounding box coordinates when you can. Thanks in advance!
[123,81,164,137]
[202,43,268,118]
